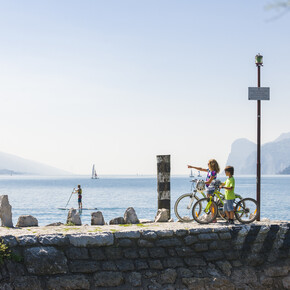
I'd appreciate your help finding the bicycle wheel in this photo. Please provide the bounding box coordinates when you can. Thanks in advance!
[217,196,244,220]
[174,193,196,222]
[235,198,258,224]
[192,198,218,224]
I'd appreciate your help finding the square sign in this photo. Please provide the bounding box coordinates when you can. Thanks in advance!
[248,87,270,100]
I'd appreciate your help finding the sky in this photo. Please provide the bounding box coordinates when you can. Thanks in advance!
[0,0,290,175]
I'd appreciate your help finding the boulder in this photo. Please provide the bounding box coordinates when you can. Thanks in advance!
[0,195,13,227]
[124,207,139,224]
[91,211,105,225]
[109,217,125,225]
[45,222,63,227]
[67,208,81,226]
[154,208,169,222]
[16,215,38,227]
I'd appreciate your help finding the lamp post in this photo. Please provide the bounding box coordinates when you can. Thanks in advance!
[255,53,263,221]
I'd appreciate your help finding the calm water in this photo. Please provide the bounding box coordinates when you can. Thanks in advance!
[0,175,289,226]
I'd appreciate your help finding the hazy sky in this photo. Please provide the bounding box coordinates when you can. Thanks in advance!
[0,0,289,175]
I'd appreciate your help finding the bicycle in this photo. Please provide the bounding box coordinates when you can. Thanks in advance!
[174,178,244,222]
[192,185,259,224]
[174,178,207,222]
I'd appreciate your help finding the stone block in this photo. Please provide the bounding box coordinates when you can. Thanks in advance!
[117,239,133,247]
[282,275,290,289]
[184,257,207,267]
[124,207,140,224]
[91,211,105,225]
[177,267,193,278]
[69,260,100,273]
[0,195,13,227]
[156,238,182,247]
[189,228,212,235]
[184,235,198,245]
[13,276,41,290]
[154,209,169,222]
[163,257,184,268]
[115,230,140,239]
[156,230,174,237]
[203,250,224,261]
[138,239,154,247]
[16,215,38,227]
[24,246,68,275]
[17,235,38,246]
[149,259,163,270]
[216,260,232,277]
[67,208,81,226]
[45,222,63,227]
[123,248,139,259]
[2,236,18,247]
[65,247,89,260]
[175,229,188,237]
[141,231,158,240]
[160,269,177,284]
[101,261,117,271]
[139,248,149,258]
[5,260,25,279]
[105,247,123,260]
[193,243,208,252]
[109,217,125,225]
[231,268,258,284]
[47,275,90,290]
[264,266,289,277]
[68,233,113,247]
[127,272,142,287]
[90,248,106,260]
[198,233,218,241]
[225,250,240,260]
[219,232,232,240]
[168,248,177,257]
[115,259,135,271]
[149,247,167,258]
[175,246,196,257]
[135,260,149,270]
[39,234,68,246]
[94,271,124,287]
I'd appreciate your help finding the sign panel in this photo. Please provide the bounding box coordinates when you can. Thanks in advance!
[248,87,270,101]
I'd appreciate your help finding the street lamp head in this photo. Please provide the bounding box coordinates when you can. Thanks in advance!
[255,53,263,66]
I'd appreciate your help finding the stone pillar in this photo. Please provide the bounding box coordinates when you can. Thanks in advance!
[0,195,13,227]
[157,155,171,219]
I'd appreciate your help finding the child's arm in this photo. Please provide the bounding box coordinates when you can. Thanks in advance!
[205,176,215,185]
[221,186,233,190]
[187,165,208,172]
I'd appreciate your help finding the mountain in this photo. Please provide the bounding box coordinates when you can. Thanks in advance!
[226,132,290,175]
[0,151,71,176]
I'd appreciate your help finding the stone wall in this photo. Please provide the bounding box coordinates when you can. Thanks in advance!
[0,222,289,289]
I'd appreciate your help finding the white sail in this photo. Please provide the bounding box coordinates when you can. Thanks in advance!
[92,165,95,179]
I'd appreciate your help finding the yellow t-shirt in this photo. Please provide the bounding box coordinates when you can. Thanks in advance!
[224,177,235,200]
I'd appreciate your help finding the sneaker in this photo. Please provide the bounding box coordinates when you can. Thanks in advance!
[229,219,235,225]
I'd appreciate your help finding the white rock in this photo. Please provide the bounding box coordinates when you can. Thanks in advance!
[0,195,13,227]
[67,208,81,226]
[91,211,105,225]
[124,207,139,224]
[154,208,169,222]
[16,215,38,227]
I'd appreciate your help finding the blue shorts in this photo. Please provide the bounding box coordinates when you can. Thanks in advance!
[224,199,234,212]
[78,196,82,203]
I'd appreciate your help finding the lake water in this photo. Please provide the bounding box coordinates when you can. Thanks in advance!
[0,175,289,226]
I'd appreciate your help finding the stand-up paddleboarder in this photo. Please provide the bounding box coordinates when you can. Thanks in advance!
[73,185,82,210]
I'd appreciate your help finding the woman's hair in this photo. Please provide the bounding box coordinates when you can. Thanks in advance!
[225,166,234,175]
[78,184,81,188]
[208,159,220,173]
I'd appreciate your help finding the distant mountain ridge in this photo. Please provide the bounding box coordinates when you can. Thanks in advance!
[0,151,70,176]
[226,132,290,175]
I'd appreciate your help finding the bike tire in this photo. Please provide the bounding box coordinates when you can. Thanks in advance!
[235,198,258,224]
[174,193,196,222]
[192,198,218,224]
[217,196,244,220]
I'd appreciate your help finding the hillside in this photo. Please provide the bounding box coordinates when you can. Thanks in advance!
[226,132,290,175]
[0,151,70,176]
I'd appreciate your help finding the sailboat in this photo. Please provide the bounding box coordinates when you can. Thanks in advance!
[197,170,202,177]
[189,170,194,178]
[91,164,99,179]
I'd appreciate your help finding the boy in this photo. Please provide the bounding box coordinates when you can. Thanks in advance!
[220,166,235,224]
[74,185,82,210]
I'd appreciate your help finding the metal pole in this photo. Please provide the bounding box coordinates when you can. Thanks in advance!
[157,155,171,219]
[257,65,261,221]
